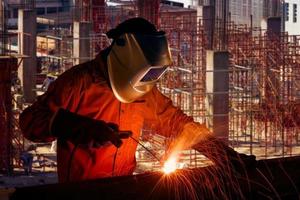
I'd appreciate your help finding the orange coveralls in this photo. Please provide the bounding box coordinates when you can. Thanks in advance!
[19,53,193,182]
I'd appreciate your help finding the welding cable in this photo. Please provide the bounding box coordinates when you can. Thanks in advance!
[67,143,79,182]
[129,136,161,163]
[112,148,119,177]
[111,134,161,176]
[67,135,161,180]
[111,136,161,176]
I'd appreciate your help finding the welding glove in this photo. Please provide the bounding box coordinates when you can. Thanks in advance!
[50,108,131,148]
[194,136,257,173]
[171,122,256,172]
[230,149,256,170]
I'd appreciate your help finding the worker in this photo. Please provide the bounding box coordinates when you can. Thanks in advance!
[19,17,255,182]
[41,73,57,92]
[20,145,36,175]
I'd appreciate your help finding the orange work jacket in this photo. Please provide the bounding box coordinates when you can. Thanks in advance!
[19,52,193,182]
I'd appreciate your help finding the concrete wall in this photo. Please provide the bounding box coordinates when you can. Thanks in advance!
[18,9,36,103]
[73,21,92,65]
[284,0,300,35]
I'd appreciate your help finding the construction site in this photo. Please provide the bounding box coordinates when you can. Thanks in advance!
[1,0,300,199]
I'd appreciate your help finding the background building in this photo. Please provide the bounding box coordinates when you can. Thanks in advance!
[5,0,72,28]
[163,0,283,29]
[283,0,300,35]
[230,0,263,28]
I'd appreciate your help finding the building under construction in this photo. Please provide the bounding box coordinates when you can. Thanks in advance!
[1,0,300,199]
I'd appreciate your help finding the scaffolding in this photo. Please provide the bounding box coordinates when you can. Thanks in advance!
[227,21,300,158]
[0,0,35,173]
[156,6,207,169]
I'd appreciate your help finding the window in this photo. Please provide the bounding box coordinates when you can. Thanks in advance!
[172,2,184,7]
[13,8,18,18]
[4,10,10,18]
[161,1,184,7]
[285,3,289,21]
[47,7,57,14]
[36,8,45,15]
[293,4,297,23]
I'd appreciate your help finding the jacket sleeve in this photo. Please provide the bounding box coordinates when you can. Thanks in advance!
[144,86,194,138]
[19,69,83,143]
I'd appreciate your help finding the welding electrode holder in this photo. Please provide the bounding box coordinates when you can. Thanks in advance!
[50,108,132,148]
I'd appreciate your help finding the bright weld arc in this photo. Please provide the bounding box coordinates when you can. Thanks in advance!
[129,136,178,174]
[162,156,178,174]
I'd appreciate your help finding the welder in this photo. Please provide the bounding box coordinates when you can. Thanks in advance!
[19,17,255,182]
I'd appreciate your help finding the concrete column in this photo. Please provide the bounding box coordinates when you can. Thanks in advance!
[73,21,92,65]
[206,51,229,143]
[267,17,281,35]
[0,0,7,55]
[265,17,281,103]
[203,6,214,50]
[18,9,36,103]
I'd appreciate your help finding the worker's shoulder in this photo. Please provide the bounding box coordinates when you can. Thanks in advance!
[56,59,104,86]
[59,60,94,79]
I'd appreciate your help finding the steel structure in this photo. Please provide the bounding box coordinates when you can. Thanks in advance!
[0,0,34,173]
[0,58,17,174]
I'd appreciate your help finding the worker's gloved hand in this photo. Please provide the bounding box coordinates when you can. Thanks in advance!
[193,136,257,173]
[50,108,132,148]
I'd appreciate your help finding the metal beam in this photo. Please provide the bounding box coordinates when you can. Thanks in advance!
[11,156,300,200]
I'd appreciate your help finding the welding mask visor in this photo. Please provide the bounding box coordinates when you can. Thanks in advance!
[107,32,172,103]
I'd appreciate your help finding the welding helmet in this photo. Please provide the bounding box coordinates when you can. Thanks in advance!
[106,18,172,103]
